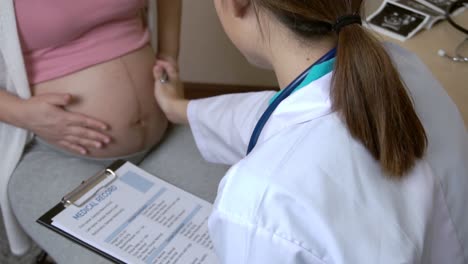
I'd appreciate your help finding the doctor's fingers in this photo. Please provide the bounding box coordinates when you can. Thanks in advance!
[153,64,164,79]
[155,60,179,80]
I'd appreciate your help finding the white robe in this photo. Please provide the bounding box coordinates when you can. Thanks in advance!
[0,0,34,255]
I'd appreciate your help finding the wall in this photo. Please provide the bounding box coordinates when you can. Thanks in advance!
[178,0,383,87]
[178,1,277,87]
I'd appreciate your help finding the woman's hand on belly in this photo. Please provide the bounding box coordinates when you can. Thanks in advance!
[17,93,111,155]
[31,46,168,158]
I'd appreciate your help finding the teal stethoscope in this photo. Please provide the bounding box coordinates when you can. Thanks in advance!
[246,48,337,155]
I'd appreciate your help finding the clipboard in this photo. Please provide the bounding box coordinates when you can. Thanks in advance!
[37,160,127,264]
[37,160,217,264]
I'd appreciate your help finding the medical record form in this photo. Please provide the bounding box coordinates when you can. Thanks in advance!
[38,160,217,264]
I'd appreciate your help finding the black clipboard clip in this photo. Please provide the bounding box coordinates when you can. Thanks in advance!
[61,160,126,208]
[37,160,129,264]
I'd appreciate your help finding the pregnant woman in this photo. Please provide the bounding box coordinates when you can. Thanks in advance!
[1,1,228,263]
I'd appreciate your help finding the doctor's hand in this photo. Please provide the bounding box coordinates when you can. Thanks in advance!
[17,94,111,155]
[156,53,179,72]
[153,60,189,124]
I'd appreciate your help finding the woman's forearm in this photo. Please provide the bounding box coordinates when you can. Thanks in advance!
[156,0,182,60]
[0,89,25,127]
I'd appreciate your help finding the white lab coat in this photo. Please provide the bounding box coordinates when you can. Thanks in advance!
[187,43,468,264]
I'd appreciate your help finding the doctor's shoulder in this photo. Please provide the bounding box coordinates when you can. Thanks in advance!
[211,116,424,263]
[212,114,365,217]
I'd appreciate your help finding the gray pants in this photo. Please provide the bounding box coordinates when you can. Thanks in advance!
[8,125,229,264]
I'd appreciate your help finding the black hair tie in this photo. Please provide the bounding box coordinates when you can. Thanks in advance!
[333,14,362,33]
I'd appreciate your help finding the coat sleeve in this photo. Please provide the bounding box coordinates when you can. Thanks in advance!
[187,91,274,165]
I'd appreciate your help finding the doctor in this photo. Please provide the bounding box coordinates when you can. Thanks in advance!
[154,0,468,263]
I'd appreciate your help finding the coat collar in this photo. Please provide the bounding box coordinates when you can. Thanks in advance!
[259,72,333,143]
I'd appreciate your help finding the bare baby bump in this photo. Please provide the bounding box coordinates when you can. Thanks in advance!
[32,45,167,157]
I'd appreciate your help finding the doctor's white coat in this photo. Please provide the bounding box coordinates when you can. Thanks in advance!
[187,43,468,264]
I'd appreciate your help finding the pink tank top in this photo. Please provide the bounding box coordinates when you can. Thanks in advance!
[14,0,150,85]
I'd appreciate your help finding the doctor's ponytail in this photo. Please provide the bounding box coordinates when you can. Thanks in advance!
[332,22,427,178]
[253,0,427,178]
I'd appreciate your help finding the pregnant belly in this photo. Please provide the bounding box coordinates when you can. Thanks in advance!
[32,45,168,158]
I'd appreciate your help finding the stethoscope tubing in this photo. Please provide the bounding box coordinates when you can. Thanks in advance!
[446,0,468,35]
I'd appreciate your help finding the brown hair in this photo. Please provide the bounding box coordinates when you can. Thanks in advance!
[253,0,427,178]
